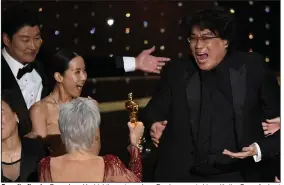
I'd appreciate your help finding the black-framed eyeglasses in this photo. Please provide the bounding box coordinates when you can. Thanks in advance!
[187,36,219,44]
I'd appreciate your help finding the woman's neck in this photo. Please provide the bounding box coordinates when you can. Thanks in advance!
[2,133,21,152]
[51,86,73,104]
[66,149,98,160]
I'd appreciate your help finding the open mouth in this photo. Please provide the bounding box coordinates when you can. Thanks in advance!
[76,84,84,91]
[196,53,209,62]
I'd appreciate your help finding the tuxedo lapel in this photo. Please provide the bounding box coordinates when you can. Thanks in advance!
[2,56,29,112]
[185,70,201,146]
[2,56,32,136]
[230,64,247,147]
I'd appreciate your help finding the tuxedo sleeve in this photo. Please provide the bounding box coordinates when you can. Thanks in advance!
[84,56,126,77]
[257,55,280,160]
[257,130,280,160]
[259,59,280,119]
[140,62,174,129]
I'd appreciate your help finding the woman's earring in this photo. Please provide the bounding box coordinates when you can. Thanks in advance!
[15,117,19,124]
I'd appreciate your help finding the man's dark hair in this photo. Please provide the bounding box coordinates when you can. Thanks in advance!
[2,5,41,39]
[186,6,236,49]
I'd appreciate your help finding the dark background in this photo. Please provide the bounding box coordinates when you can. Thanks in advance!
[2,0,280,181]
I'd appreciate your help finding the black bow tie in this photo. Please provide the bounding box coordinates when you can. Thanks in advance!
[17,63,34,79]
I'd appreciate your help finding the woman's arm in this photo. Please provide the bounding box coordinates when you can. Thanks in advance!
[28,102,48,138]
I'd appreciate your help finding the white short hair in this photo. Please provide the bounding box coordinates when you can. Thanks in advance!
[59,97,101,152]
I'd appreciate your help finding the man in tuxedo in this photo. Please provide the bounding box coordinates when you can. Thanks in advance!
[141,7,280,182]
[2,6,170,137]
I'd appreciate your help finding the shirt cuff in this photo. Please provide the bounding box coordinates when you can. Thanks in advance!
[253,142,262,162]
[123,57,136,72]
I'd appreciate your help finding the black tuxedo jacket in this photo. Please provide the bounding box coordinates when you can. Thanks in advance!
[141,50,280,182]
[2,55,49,137]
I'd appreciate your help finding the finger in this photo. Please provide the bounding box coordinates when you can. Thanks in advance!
[152,138,159,144]
[136,121,144,127]
[150,134,159,140]
[152,70,161,74]
[266,117,280,123]
[151,135,161,141]
[127,122,132,128]
[156,66,163,71]
[264,130,271,135]
[275,176,280,182]
[222,149,233,155]
[262,126,268,131]
[154,143,158,147]
[152,122,163,132]
[161,120,168,126]
[262,122,268,127]
[145,46,155,54]
[155,57,171,62]
[158,62,166,67]
[128,122,136,129]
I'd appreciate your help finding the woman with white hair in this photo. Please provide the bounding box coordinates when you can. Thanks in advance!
[38,98,144,182]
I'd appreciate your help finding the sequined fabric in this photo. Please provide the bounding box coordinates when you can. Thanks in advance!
[38,145,142,182]
[38,156,52,182]
[103,145,142,182]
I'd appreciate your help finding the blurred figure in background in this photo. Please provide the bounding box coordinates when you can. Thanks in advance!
[1,90,47,182]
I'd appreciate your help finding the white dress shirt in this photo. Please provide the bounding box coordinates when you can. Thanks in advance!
[123,57,136,72]
[253,142,262,162]
[2,48,43,109]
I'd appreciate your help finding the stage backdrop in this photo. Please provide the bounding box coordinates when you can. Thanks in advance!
[2,1,280,181]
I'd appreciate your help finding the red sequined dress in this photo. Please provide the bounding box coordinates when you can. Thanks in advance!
[38,145,142,182]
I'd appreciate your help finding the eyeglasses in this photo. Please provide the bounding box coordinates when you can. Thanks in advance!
[187,36,219,44]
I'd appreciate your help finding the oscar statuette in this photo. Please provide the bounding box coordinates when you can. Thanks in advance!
[125,93,145,153]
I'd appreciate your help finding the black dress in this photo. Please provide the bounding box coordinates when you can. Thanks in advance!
[1,137,48,182]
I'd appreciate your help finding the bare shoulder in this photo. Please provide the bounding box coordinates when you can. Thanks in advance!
[92,156,104,167]
[30,96,53,115]
[52,155,104,168]
[30,101,46,114]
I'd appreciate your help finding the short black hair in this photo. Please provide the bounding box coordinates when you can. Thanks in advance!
[186,6,236,48]
[2,5,41,39]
